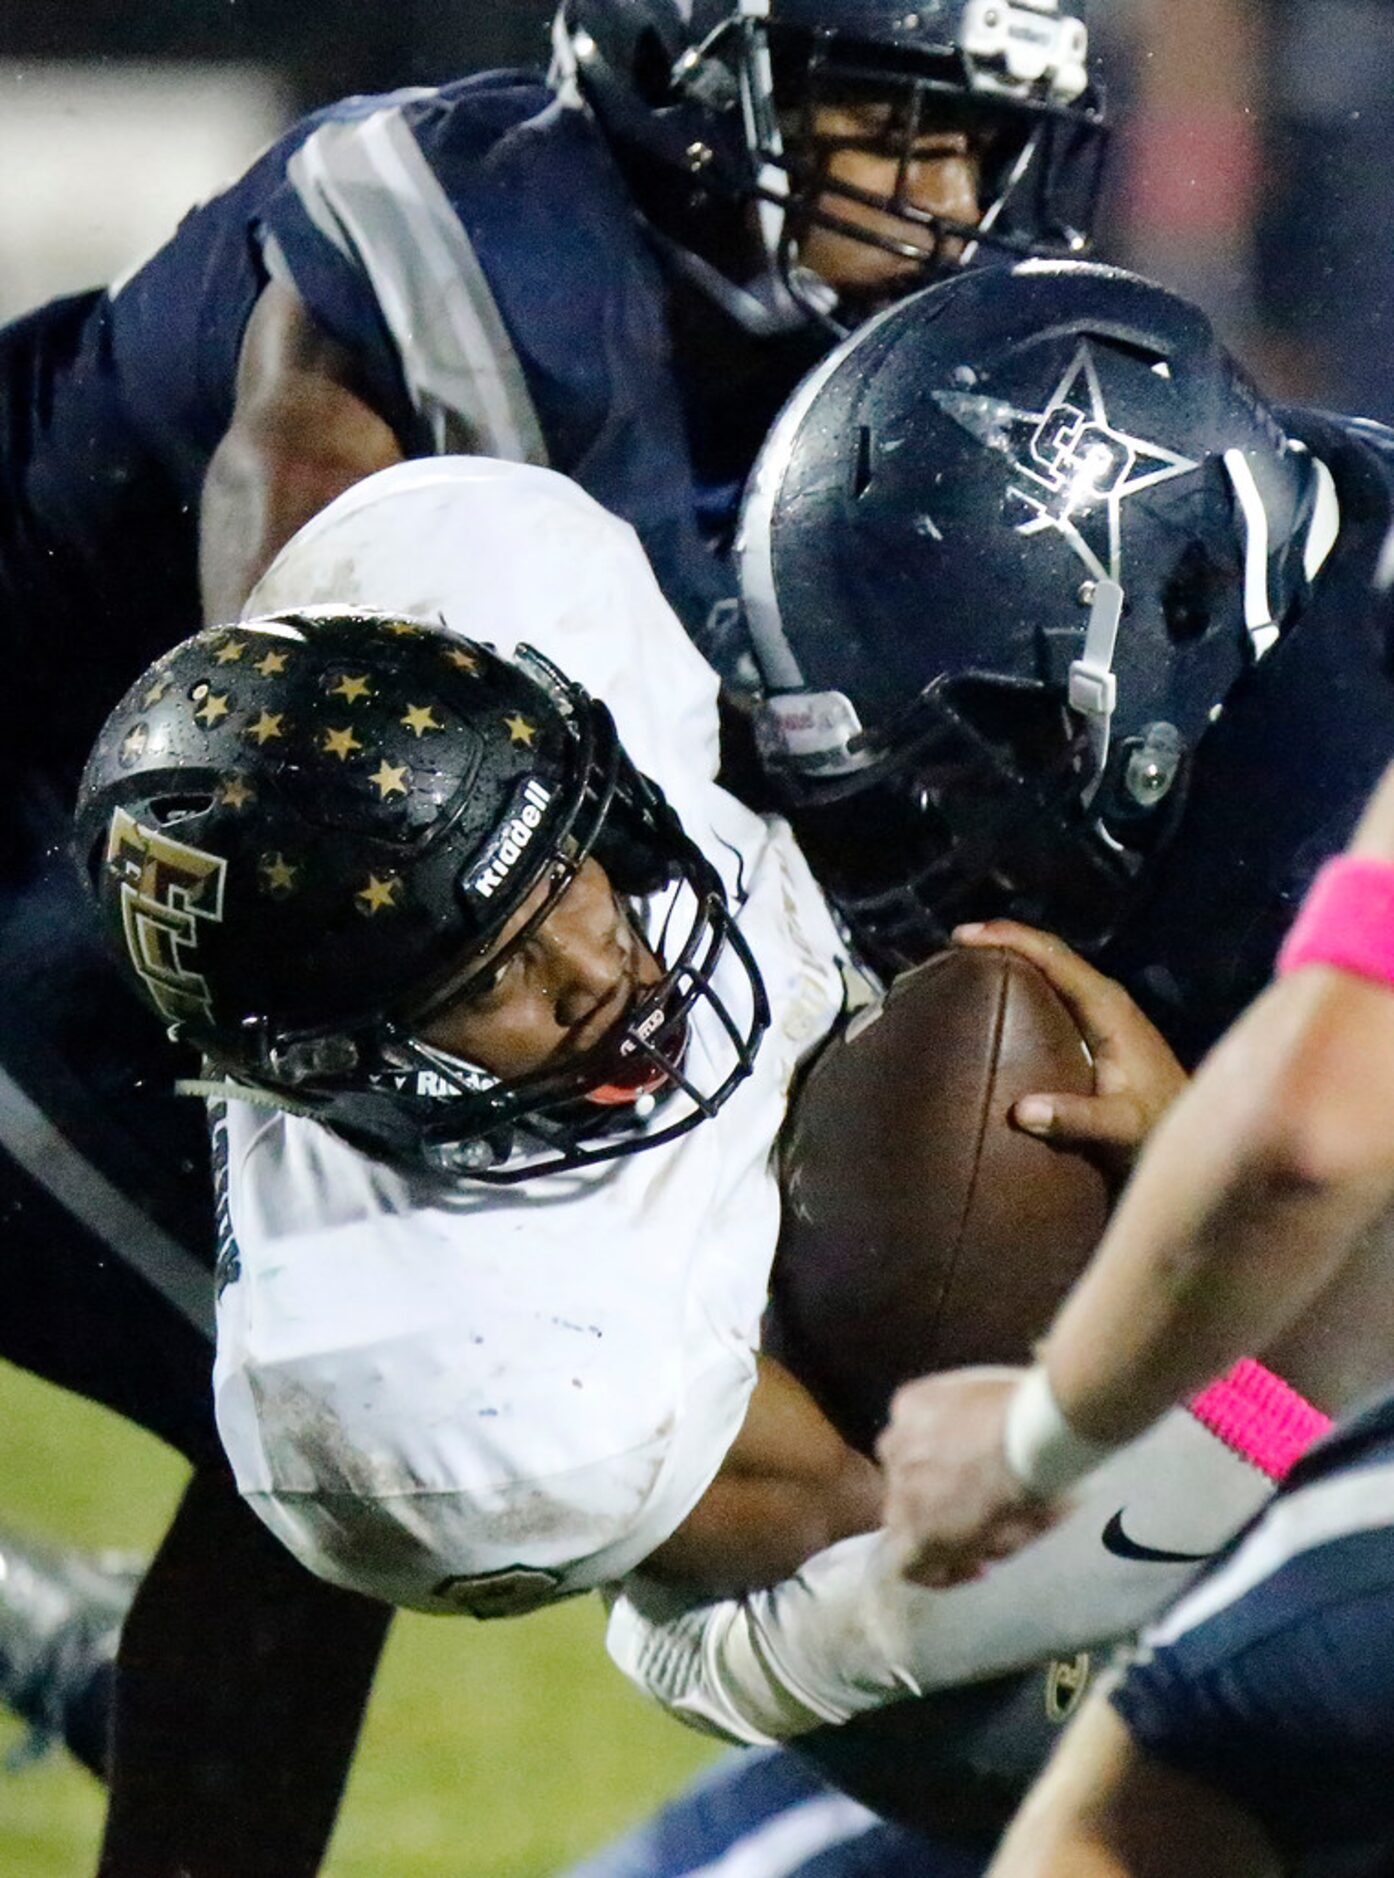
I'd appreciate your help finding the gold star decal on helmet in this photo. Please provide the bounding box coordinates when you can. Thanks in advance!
[369,760,410,799]
[384,621,420,637]
[143,676,171,707]
[503,714,538,746]
[356,873,400,915]
[121,724,149,764]
[259,852,299,897]
[400,704,442,738]
[218,775,254,810]
[214,640,247,664]
[246,710,285,746]
[330,673,373,704]
[442,646,479,672]
[322,726,363,761]
[255,649,289,677]
[193,692,231,727]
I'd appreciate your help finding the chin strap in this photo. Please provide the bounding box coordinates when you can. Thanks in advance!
[1068,576,1124,802]
[174,1074,322,1120]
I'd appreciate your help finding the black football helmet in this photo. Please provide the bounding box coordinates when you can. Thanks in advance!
[551,0,1106,334]
[76,612,768,1181]
[740,261,1339,971]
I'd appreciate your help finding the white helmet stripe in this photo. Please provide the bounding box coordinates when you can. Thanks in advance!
[1223,448,1280,659]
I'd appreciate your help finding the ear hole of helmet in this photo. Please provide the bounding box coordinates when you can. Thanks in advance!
[590,805,676,898]
[1162,538,1240,643]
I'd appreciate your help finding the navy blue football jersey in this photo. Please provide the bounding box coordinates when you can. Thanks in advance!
[1101,409,1394,1062]
[2,72,824,791]
[1113,1391,1394,1876]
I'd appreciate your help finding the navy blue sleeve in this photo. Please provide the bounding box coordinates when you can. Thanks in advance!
[1113,1525,1394,1865]
[255,76,557,464]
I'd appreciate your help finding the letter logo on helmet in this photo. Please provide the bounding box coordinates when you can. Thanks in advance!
[107,807,228,1025]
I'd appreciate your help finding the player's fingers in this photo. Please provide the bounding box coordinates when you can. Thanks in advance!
[1011,1089,1146,1152]
[952,920,1129,1052]
[899,1549,991,1590]
[977,1504,1065,1559]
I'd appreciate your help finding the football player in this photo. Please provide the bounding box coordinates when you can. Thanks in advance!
[76,455,1280,1848]
[0,6,1104,1866]
[570,256,1394,1877]
[78,455,873,1611]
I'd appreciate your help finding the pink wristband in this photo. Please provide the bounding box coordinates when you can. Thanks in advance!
[1188,1358,1331,1482]
[1277,856,1394,988]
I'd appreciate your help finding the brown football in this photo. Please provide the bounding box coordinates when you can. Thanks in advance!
[765,946,1112,1456]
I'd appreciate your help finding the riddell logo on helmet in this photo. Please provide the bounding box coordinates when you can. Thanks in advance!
[467,778,554,901]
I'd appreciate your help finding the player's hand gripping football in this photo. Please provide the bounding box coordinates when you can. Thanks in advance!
[877,1367,1062,1587]
[953,920,1189,1180]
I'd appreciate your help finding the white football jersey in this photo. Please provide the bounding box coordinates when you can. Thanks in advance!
[212,459,846,1616]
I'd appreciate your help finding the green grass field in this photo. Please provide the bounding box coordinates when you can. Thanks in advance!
[0,1359,721,1876]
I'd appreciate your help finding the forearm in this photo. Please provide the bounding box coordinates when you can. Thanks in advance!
[1041,991,1387,1443]
[199,395,403,621]
[642,1354,882,1595]
[610,1406,1271,1744]
[199,280,407,623]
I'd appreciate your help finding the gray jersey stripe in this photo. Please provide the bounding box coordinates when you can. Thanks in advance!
[287,108,549,466]
[0,1065,214,1338]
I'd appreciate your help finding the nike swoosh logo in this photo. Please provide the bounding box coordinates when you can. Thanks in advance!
[1101,1511,1215,1566]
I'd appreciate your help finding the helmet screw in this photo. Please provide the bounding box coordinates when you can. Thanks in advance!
[686,141,714,172]
[1078,580,1097,606]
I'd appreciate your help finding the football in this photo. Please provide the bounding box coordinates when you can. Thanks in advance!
[766,945,1112,1456]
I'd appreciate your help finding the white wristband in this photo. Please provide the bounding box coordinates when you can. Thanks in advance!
[1003,1365,1117,1499]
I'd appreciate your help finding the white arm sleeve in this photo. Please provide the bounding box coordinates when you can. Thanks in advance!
[607,1404,1276,1745]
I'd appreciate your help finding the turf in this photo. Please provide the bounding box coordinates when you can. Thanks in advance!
[0,1358,721,1876]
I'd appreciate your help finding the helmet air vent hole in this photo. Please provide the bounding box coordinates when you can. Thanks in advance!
[147,793,216,826]
[634,28,676,106]
[853,425,874,500]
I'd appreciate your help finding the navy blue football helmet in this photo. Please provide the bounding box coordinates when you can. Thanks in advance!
[76,612,768,1181]
[740,261,1340,970]
[552,0,1106,333]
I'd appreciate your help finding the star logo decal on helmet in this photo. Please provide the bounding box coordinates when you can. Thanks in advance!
[255,649,289,677]
[369,760,410,799]
[330,673,373,704]
[217,775,255,811]
[934,343,1200,582]
[192,690,232,727]
[400,704,443,738]
[442,646,479,673]
[503,714,538,747]
[214,639,248,665]
[258,852,299,898]
[143,675,172,708]
[120,724,149,766]
[356,873,400,916]
[246,710,285,746]
[322,725,363,761]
